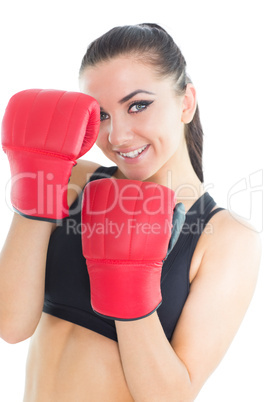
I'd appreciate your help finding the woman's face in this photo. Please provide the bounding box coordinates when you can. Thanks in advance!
[80,56,186,182]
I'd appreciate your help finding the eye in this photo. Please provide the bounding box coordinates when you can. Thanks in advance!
[128,100,154,114]
[100,111,109,121]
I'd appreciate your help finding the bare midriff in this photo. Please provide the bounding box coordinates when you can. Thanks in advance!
[24,313,134,402]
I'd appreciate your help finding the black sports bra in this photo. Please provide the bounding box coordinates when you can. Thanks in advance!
[43,166,224,342]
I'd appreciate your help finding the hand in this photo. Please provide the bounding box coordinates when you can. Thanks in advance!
[1,89,100,222]
[81,178,185,321]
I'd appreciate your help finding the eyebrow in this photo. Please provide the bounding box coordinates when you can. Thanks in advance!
[118,89,155,104]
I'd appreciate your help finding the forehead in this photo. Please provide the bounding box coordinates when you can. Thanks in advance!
[79,56,172,100]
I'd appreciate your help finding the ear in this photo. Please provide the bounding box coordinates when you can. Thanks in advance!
[181,84,197,124]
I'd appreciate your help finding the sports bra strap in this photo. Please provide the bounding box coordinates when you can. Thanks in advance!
[204,207,225,226]
[89,165,118,182]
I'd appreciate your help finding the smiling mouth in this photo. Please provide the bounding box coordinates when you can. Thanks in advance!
[119,145,148,159]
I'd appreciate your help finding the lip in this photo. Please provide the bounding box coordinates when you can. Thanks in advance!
[115,144,150,164]
[113,144,149,154]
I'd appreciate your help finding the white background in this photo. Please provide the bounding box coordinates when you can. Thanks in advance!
[0,0,267,401]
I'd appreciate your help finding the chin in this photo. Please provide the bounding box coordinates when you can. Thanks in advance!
[119,167,151,182]
[122,173,146,182]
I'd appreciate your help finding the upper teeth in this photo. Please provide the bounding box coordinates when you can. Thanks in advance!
[119,145,147,158]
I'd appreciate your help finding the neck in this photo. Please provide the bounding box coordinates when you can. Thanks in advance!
[147,141,204,212]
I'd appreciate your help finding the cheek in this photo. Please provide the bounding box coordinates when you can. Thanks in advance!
[95,126,107,149]
[134,112,160,137]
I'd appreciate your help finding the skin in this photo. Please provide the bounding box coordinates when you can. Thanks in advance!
[0,55,261,401]
[79,57,202,209]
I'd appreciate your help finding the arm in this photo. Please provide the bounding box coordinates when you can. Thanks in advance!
[0,160,99,344]
[115,211,261,402]
[115,312,192,402]
[0,214,55,344]
[0,89,100,343]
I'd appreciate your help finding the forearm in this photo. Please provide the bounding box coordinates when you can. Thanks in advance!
[115,311,193,402]
[0,213,55,342]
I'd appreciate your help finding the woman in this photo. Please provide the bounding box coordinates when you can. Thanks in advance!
[0,23,261,401]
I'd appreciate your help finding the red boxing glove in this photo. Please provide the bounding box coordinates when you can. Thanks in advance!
[81,178,180,321]
[1,89,100,221]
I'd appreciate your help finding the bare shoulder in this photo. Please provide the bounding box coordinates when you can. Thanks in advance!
[69,159,101,188]
[200,208,262,287]
[190,208,261,284]
[207,209,261,258]
[67,159,101,207]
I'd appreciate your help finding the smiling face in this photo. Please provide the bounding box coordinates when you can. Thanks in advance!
[80,56,188,182]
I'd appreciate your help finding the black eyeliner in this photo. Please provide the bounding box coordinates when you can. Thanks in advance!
[128,100,154,113]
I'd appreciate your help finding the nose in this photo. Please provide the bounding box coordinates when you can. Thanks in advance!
[108,118,134,147]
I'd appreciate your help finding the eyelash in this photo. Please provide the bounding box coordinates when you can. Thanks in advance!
[100,100,154,122]
[128,100,154,114]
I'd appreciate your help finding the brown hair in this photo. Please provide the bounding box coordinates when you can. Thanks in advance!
[79,23,204,182]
